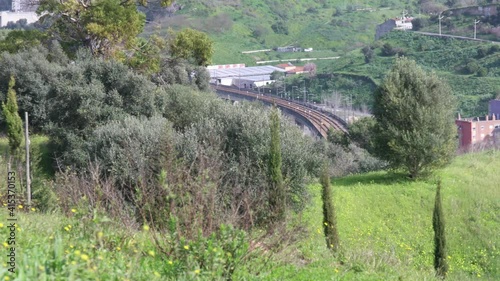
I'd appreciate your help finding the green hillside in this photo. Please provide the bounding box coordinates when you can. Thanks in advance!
[2,133,499,279]
[143,0,406,64]
[321,31,500,117]
[141,1,500,117]
[278,150,500,280]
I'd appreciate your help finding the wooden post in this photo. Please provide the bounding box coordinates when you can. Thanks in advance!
[25,112,31,206]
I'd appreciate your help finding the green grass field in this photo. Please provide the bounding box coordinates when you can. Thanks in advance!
[275,150,500,280]
[0,137,499,280]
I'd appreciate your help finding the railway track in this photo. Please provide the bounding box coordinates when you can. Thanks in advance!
[212,85,348,138]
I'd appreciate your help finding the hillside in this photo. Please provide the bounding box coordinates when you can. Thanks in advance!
[141,1,500,117]
[142,0,405,64]
[1,133,499,279]
[268,150,500,280]
[320,31,500,117]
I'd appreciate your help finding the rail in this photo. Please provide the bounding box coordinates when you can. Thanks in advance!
[212,85,348,138]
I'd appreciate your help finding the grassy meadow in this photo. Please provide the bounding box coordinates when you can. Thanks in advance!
[0,136,499,280]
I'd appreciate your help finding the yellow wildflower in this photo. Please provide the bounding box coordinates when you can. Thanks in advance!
[194,269,200,274]
[5,276,11,281]
[183,245,189,250]
[74,250,81,256]
[143,225,150,231]
[81,254,89,261]
[154,271,161,277]
[0,223,3,228]
[18,205,23,209]
[168,260,173,265]
[31,208,36,212]
[148,250,155,257]
[3,242,8,248]
[116,247,121,251]
[97,232,104,238]
[71,261,77,265]
[71,209,77,213]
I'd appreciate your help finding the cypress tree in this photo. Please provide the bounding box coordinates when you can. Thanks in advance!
[1,76,23,155]
[268,106,285,222]
[433,180,448,279]
[320,165,339,252]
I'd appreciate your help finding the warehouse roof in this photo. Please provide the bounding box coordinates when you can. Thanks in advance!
[208,65,285,79]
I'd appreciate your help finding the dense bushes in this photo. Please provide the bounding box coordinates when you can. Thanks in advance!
[0,46,326,231]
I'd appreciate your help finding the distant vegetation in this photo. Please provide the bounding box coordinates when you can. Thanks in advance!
[1,0,499,279]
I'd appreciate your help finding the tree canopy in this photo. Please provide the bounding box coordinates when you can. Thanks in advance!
[1,76,23,155]
[169,28,214,66]
[373,57,456,178]
[36,0,173,57]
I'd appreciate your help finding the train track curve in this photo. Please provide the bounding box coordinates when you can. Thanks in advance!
[212,85,348,138]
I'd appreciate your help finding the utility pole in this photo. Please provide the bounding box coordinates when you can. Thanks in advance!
[402,10,407,31]
[438,12,444,36]
[474,19,480,39]
[302,80,307,103]
[25,112,31,206]
[283,76,286,99]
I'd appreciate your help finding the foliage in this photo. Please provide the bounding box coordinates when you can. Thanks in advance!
[373,57,456,178]
[271,20,289,35]
[361,45,374,63]
[38,0,146,57]
[268,106,285,222]
[1,142,499,280]
[89,115,171,188]
[381,42,405,56]
[168,28,214,66]
[152,58,210,91]
[123,35,166,75]
[347,117,377,154]
[411,18,428,31]
[0,45,67,130]
[1,76,23,155]
[0,29,47,54]
[433,180,449,279]
[319,164,339,252]
[324,31,500,117]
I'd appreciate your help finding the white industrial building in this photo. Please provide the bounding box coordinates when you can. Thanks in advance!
[233,75,275,89]
[0,0,39,27]
[207,64,285,88]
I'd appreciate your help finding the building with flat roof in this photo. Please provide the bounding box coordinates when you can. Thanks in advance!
[208,64,285,87]
[0,0,39,27]
[233,75,275,89]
